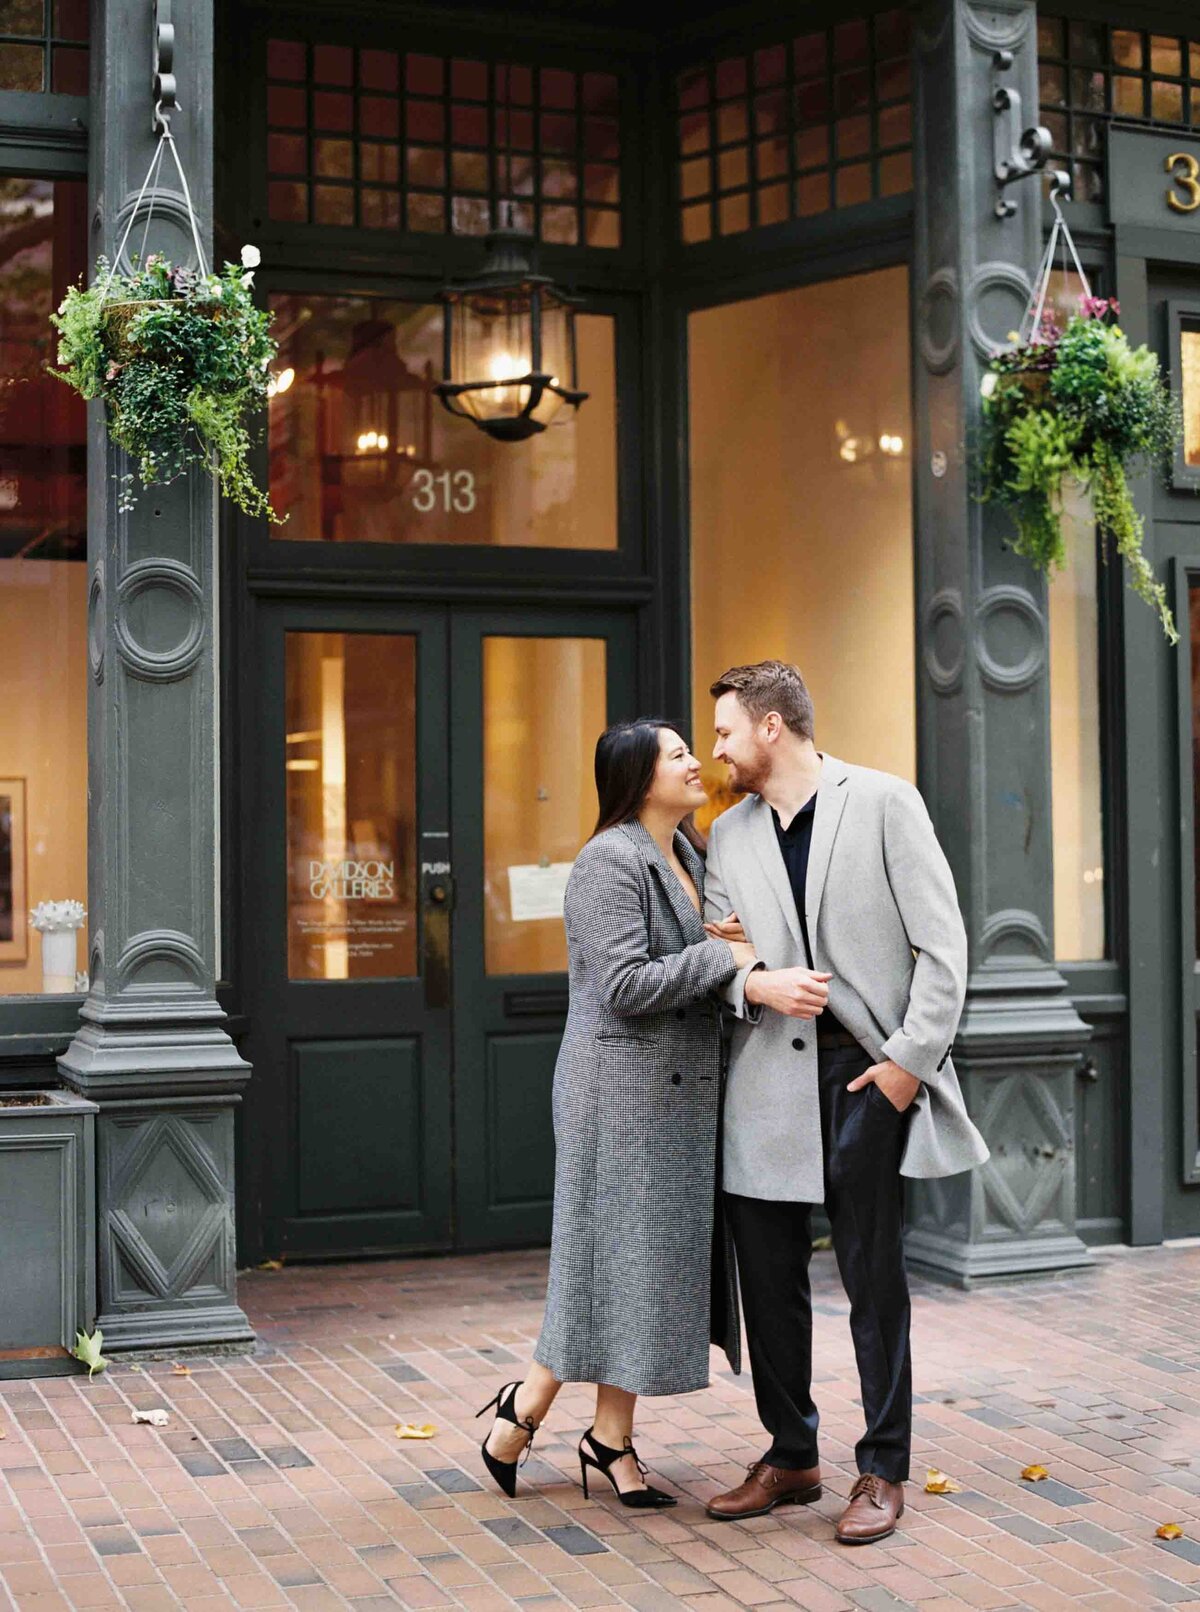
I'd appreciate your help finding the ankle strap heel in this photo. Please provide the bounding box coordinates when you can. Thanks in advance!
[577,1427,676,1509]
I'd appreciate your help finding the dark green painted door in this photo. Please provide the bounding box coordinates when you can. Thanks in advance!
[448,609,638,1248]
[248,601,454,1259]
[244,601,637,1258]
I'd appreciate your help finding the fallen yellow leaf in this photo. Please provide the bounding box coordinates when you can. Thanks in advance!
[258,1259,284,1271]
[924,1468,963,1494]
[1157,1523,1184,1541]
[1021,1465,1049,1482]
[171,1363,191,1376]
[395,1422,438,1440]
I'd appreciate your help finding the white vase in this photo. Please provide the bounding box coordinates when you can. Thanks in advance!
[40,928,79,995]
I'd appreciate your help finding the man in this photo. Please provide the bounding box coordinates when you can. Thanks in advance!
[702,660,987,1545]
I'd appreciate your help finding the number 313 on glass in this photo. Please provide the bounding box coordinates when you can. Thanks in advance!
[411,469,477,513]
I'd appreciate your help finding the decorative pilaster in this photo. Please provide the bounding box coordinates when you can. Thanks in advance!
[58,0,252,1349]
[906,0,1092,1284]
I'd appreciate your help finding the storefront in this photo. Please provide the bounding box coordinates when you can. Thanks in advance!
[1,0,1199,1355]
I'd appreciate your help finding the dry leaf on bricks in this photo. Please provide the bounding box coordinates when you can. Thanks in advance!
[1157,1523,1185,1541]
[395,1423,438,1440]
[131,1409,170,1427]
[171,1363,191,1376]
[1020,1465,1049,1482]
[258,1259,284,1271]
[924,1468,963,1494]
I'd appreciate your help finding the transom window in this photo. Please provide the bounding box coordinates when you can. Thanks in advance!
[266,40,622,248]
[0,0,87,94]
[674,9,912,246]
[1039,17,1200,203]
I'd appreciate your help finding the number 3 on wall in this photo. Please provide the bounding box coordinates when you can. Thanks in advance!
[1166,152,1200,214]
[411,469,477,514]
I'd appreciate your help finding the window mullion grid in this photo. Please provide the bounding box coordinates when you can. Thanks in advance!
[706,59,717,242]
[305,42,315,226]
[825,22,835,209]
[785,35,799,224]
[575,68,584,247]
[440,56,452,236]
[352,47,363,229]
[868,13,879,201]
[747,63,759,229]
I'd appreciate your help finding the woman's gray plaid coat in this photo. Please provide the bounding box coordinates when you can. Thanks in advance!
[533,821,739,1396]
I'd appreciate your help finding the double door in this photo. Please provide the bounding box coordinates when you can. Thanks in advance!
[241,602,636,1260]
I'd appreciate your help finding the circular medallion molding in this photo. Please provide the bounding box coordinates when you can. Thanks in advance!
[114,558,204,681]
[967,262,1033,361]
[88,566,105,684]
[918,267,960,373]
[976,584,1046,692]
[923,587,966,695]
[112,188,203,276]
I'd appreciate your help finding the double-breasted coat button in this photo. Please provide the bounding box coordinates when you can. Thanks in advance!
[675,1008,686,1020]
[671,1072,682,1085]
[792,1036,805,1051]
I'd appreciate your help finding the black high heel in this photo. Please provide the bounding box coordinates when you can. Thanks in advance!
[578,1428,677,1509]
[476,1381,537,1499]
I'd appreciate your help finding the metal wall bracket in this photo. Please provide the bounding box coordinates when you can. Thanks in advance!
[991,48,1052,217]
[152,0,176,134]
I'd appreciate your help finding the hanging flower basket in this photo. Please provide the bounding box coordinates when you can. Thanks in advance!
[978,198,1182,643]
[101,296,223,361]
[46,125,284,521]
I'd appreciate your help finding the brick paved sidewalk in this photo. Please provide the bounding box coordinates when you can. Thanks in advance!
[3,1245,1200,1612]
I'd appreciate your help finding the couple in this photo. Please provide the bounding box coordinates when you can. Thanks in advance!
[477,660,988,1544]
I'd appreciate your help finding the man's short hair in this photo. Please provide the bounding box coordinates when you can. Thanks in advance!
[710,660,815,742]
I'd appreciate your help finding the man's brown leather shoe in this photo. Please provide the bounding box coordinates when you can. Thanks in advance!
[705,1461,822,1520]
[835,1473,904,1543]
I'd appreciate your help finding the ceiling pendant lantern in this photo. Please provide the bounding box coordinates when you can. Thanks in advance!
[435,226,588,442]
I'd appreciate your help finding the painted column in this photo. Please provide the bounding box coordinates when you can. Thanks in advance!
[907,0,1092,1283]
[59,0,252,1349]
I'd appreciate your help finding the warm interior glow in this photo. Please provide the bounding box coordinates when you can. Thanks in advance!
[689,266,916,827]
[286,633,418,982]
[269,296,617,548]
[483,636,607,975]
[1048,482,1105,960]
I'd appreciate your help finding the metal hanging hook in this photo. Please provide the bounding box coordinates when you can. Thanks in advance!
[152,0,177,134]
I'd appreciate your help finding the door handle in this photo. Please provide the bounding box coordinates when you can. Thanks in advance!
[422,869,455,1009]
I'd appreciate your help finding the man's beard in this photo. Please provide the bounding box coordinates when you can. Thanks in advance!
[728,757,768,796]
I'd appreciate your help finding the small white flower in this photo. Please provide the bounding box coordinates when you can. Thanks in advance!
[979,370,998,399]
[241,244,261,269]
[242,272,255,289]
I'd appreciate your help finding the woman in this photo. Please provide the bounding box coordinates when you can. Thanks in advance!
[476,719,756,1507]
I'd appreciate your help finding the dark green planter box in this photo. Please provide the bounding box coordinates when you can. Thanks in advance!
[0,1090,97,1379]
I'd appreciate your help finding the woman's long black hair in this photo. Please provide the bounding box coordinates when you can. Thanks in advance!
[591,718,706,851]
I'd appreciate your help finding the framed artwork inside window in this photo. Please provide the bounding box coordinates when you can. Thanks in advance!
[0,779,28,965]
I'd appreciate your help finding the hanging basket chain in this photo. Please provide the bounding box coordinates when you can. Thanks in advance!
[100,115,209,299]
[1019,186,1091,343]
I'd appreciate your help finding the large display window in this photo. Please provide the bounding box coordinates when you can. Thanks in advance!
[0,175,89,998]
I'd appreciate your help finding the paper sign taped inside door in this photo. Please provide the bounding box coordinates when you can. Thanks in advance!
[508,862,574,922]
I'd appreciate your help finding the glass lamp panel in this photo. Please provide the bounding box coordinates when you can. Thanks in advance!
[453,290,535,422]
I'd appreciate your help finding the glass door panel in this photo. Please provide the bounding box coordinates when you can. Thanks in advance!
[285,631,418,980]
[482,635,607,975]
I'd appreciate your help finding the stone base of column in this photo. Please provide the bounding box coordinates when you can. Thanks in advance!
[904,976,1094,1286]
[61,1022,253,1354]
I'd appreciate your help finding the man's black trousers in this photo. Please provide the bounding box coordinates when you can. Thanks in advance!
[725,1043,912,1483]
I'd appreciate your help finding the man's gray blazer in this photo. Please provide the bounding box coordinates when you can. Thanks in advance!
[704,753,989,1202]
